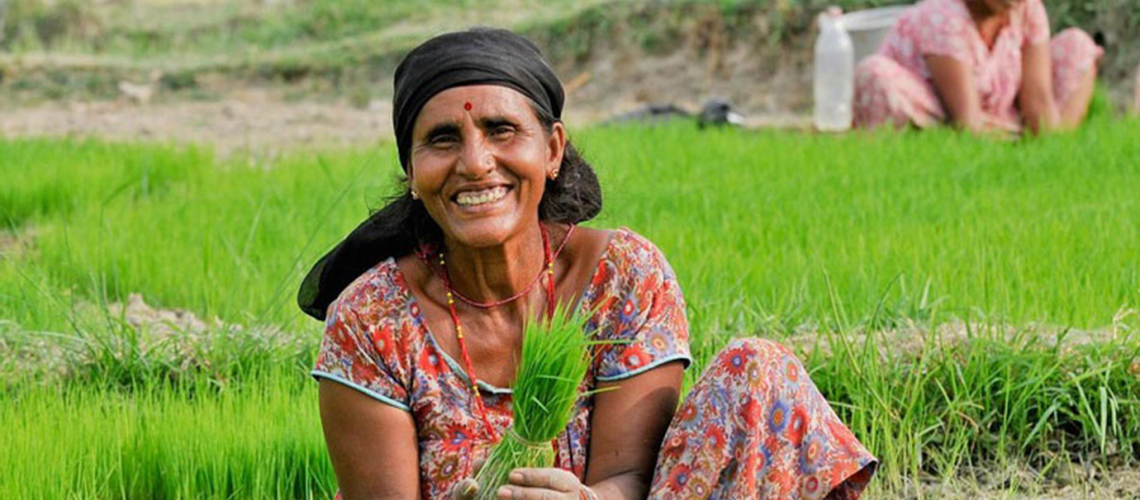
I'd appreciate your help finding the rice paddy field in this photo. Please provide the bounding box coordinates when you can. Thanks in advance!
[2,110,1140,498]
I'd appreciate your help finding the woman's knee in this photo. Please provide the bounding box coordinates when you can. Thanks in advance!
[854,55,898,96]
[1134,65,1140,114]
[710,338,806,389]
[1053,28,1098,53]
[1052,28,1103,71]
[854,55,930,127]
[719,337,793,365]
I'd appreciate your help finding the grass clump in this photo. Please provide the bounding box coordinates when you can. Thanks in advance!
[0,368,335,499]
[474,306,594,500]
[803,314,1140,492]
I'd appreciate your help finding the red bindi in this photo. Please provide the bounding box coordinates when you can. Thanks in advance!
[463,102,473,111]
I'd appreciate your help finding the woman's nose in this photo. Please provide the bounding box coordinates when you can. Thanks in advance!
[457,134,495,178]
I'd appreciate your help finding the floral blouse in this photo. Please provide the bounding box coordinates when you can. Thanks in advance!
[312,228,692,500]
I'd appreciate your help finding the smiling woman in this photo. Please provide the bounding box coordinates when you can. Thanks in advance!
[298,28,876,500]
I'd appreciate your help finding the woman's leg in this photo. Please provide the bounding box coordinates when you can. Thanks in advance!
[647,338,876,500]
[1133,64,1140,114]
[1050,28,1103,127]
[853,55,945,129]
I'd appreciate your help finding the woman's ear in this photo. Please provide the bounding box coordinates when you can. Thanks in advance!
[406,166,418,199]
[546,121,567,176]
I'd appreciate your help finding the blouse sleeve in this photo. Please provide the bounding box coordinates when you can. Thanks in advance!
[1023,0,1051,45]
[910,3,974,63]
[594,233,692,381]
[311,290,411,411]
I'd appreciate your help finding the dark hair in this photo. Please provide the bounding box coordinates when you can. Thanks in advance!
[361,101,601,257]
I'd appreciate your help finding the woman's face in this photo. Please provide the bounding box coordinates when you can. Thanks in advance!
[409,85,565,249]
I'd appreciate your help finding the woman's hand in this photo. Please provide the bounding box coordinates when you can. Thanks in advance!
[449,458,485,500]
[498,468,585,500]
[451,467,591,500]
[451,478,480,500]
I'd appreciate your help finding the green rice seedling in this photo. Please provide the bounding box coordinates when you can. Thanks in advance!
[474,305,594,500]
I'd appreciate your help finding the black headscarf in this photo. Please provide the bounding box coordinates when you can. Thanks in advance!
[393,28,565,168]
[297,28,567,320]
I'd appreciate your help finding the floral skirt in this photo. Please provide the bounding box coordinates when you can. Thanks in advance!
[853,28,1103,130]
[647,338,877,500]
[330,338,876,500]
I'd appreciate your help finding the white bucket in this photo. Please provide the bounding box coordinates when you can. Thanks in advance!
[841,5,910,64]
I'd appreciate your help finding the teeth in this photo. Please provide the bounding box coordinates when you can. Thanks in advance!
[456,186,508,207]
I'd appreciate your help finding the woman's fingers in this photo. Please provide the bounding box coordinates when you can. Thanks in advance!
[449,457,491,500]
[496,485,566,500]
[508,468,579,492]
[471,457,487,475]
[450,478,479,500]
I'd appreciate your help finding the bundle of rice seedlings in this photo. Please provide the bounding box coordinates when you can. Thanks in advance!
[474,304,594,499]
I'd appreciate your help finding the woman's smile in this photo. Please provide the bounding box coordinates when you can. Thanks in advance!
[453,185,513,209]
[449,184,517,217]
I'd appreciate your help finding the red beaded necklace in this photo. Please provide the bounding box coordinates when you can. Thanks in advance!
[417,224,574,442]
[445,225,575,310]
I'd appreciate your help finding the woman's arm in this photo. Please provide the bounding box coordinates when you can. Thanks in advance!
[585,362,685,499]
[319,380,421,500]
[925,54,991,133]
[1019,40,1061,133]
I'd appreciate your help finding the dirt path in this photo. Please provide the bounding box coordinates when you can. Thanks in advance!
[0,95,811,155]
[0,89,394,154]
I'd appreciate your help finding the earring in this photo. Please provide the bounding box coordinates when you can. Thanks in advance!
[549,169,560,180]
[411,190,419,200]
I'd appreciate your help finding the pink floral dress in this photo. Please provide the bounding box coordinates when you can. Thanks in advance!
[854,0,1103,129]
[313,228,876,500]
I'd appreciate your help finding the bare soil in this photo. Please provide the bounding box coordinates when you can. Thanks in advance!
[0,87,393,155]
[872,464,1140,499]
[0,38,818,154]
[785,312,1140,359]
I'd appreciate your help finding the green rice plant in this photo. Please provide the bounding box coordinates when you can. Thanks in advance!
[0,138,209,229]
[804,308,1140,492]
[474,305,594,500]
[0,368,337,499]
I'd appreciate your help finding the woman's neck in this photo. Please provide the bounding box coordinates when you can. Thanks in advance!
[965,0,1010,23]
[964,0,992,20]
[964,0,1009,48]
[441,221,549,308]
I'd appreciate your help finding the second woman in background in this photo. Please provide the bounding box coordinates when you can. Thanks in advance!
[854,0,1102,134]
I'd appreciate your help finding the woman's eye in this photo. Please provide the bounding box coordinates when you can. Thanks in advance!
[430,135,457,146]
[491,126,515,138]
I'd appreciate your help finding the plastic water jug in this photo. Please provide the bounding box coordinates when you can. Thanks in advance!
[814,7,854,132]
